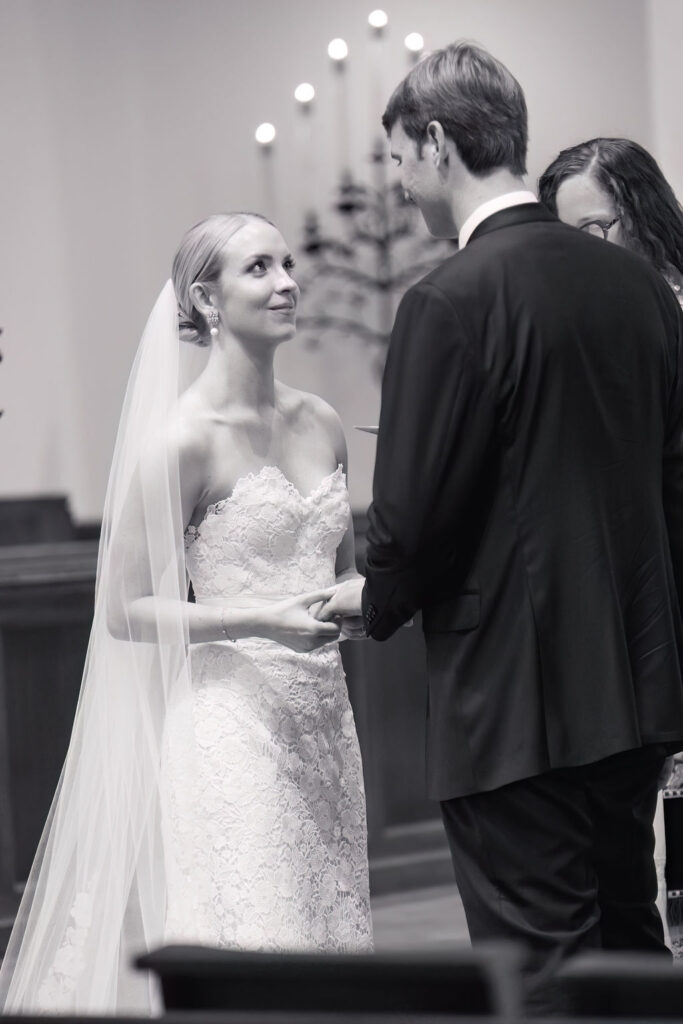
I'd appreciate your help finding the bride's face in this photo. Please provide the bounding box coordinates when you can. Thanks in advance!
[214,220,300,345]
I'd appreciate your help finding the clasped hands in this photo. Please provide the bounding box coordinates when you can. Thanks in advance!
[251,578,365,654]
[245,578,413,653]
[311,577,366,640]
[312,578,414,635]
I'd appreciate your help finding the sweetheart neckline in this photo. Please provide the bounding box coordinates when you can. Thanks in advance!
[185,463,345,538]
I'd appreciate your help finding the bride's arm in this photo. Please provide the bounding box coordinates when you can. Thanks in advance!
[332,501,366,638]
[105,420,250,643]
[335,480,363,587]
[106,421,340,649]
[314,398,410,632]
[308,399,366,637]
[313,398,363,587]
[110,592,339,647]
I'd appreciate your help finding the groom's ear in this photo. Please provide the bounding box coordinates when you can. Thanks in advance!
[426,121,449,168]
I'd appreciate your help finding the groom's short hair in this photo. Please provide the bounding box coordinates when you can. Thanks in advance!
[382,41,528,176]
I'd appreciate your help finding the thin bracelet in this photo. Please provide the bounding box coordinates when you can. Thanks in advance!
[220,608,236,643]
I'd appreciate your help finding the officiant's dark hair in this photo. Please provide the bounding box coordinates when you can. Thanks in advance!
[382,41,527,176]
[539,139,683,276]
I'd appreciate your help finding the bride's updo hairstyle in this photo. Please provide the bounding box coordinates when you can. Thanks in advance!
[172,212,273,346]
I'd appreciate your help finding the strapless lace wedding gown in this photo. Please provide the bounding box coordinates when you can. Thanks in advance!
[162,464,373,952]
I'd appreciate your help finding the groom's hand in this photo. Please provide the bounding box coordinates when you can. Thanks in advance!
[316,578,365,621]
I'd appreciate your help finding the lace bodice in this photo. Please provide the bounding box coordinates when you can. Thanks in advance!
[184,464,348,599]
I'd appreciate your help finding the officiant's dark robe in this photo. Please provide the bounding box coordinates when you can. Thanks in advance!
[362,203,683,799]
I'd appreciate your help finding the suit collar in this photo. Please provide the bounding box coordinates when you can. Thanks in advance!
[458,191,538,248]
[467,203,557,246]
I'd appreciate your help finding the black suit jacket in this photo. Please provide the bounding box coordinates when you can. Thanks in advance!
[363,203,683,799]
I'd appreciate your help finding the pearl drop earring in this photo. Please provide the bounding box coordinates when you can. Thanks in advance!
[206,309,220,336]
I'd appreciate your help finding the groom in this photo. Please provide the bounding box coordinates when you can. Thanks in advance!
[322,41,683,1013]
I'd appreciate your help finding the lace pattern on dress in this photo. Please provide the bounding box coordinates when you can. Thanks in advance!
[164,465,372,952]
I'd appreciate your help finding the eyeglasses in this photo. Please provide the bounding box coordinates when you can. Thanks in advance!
[580,217,620,240]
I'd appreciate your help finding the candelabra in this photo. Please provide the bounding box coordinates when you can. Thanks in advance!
[254,13,451,378]
[296,139,456,378]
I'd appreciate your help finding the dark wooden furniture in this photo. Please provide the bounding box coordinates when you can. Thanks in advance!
[136,944,523,1018]
[0,496,75,547]
[0,535,98,947]
[556,952,683,1018]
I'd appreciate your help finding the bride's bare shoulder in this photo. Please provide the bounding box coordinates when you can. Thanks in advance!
[159,390,214,474]
[279,384,347,459]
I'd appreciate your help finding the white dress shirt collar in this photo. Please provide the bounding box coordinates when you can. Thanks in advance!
[458,191,538,250]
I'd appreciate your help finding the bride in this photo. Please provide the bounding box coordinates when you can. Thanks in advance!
[0,212,373,1013]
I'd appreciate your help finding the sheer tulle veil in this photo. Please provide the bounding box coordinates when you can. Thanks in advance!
[0,280,202,1012]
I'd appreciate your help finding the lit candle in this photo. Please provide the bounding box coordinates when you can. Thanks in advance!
[328,37,349,61]
[294,83,317,213]
[255,122,277,219]
[368,9,388,35]
[328,38,350,176]
[368,10,389,127]
[294,82,315,105]
[404,32,424,64]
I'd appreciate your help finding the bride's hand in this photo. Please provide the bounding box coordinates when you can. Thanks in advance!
[258,589,342,652]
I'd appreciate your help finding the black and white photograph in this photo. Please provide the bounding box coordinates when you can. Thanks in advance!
[1,1,683,1019]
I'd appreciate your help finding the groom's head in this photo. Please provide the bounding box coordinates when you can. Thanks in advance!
[382,42,528,237]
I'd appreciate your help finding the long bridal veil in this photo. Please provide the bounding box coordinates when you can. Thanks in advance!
[0,281,201,1012]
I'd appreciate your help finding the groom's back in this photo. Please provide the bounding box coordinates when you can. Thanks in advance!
[440,213,677,544]
[421,207,683,799]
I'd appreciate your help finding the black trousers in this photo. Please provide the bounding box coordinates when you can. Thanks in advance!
[441,745,670,1016]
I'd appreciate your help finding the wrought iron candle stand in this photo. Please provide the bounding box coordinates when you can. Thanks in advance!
[296,139,456,379]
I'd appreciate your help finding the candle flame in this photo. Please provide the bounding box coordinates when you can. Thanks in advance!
[294,82,315,104]
[328,38,349,61]
[404,32,424,52]
[368,10,388,28]
[255,123,276,145]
